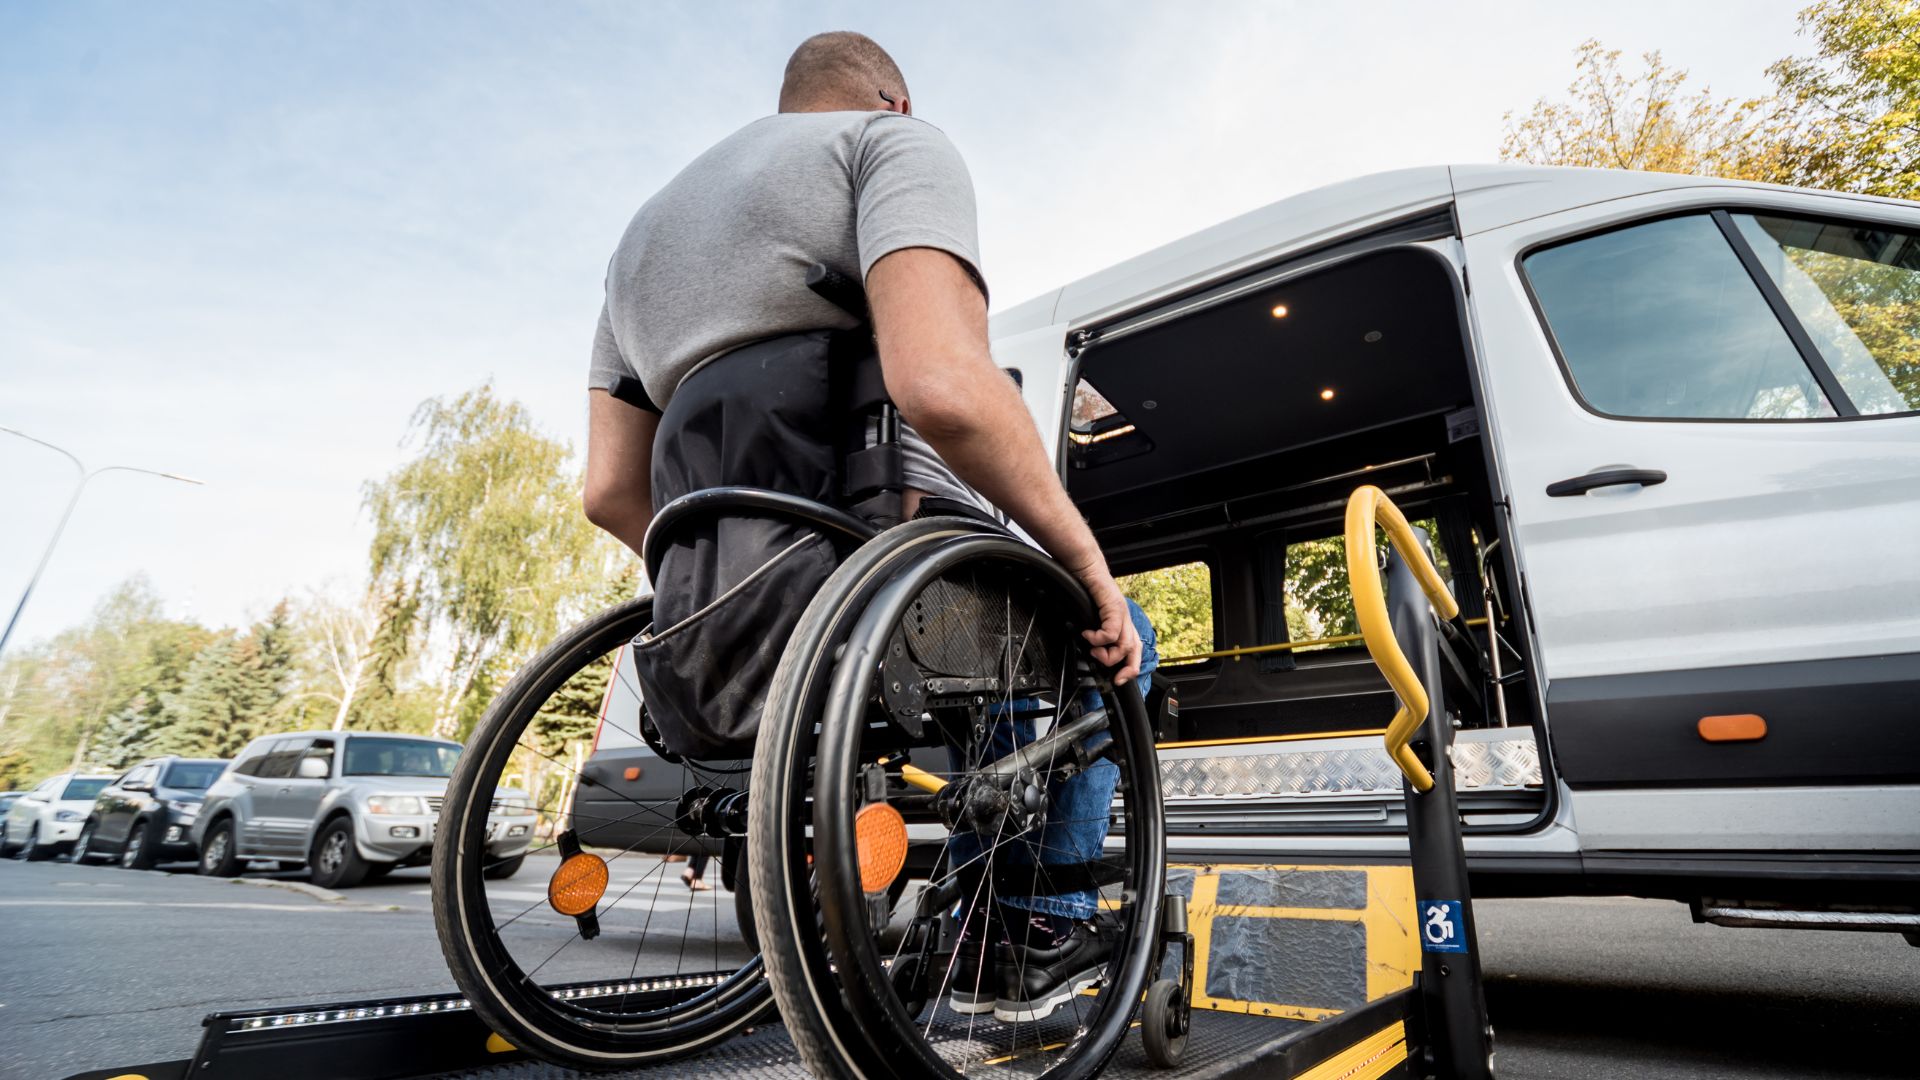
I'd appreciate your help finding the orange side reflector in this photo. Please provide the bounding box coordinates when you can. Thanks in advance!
[854,802,909,895]
[549,852,610,916]
[1698,714,1767,742]
[623,766,642,781]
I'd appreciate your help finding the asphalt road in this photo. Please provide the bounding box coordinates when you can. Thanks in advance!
[1,854,1915,1080]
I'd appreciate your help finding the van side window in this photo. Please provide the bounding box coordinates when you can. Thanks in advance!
[1280,525,1451,651]
[1524,214,1834,420]
[1730,213,1920,416]
[1115,560,1215,666]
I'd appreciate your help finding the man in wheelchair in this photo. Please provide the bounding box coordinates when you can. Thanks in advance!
[580,32,1153,1025]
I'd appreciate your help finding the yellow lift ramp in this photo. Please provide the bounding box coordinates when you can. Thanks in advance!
[65,486,1494,1080]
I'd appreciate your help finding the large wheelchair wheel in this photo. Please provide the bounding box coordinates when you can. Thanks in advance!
[433,595,773,1068]
[752,519,1166,1080]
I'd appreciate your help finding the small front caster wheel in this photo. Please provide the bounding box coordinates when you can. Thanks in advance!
[1141,977,1189,1069]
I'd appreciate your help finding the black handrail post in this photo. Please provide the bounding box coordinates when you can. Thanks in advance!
[1388,541,1495,1080]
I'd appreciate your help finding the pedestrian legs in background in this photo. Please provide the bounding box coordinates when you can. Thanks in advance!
[683,851,712,891]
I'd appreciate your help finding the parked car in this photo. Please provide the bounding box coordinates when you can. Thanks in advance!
[191,730,537,888]
[1,773,117,860]
[73,757,228,869]
[0,792,21,819]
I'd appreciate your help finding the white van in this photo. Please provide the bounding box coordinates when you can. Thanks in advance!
[988,164,1920,936]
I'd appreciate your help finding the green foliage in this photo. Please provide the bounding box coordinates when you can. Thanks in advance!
[150,602,299,759]
[1770,0,1920,200]
[1505,2,1920,201]
[363,384,620,737]
[0,579,215,779]
[1117,562,1215,661]
[1283,523,1452,649]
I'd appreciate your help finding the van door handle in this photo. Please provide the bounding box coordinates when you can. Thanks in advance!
[1546,467,1668,498]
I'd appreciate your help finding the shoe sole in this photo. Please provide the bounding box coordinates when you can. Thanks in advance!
[991,967,1103,1023]
[946,990,996,1015]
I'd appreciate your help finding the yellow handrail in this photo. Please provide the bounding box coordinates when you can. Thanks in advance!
[1344,484,1459,793]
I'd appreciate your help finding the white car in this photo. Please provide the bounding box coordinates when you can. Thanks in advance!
[2,773,117,860]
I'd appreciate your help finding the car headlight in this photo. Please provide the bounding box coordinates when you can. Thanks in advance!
[365,795,425,815]
[54,810,83,822]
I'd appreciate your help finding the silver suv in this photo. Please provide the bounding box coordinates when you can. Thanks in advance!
[191,731,535,888]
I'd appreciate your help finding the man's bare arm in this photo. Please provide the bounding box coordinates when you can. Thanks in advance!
[584,388,659,558]
[866,247,1142,683]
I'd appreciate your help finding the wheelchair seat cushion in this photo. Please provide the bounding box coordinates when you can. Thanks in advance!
[631,331,848,759]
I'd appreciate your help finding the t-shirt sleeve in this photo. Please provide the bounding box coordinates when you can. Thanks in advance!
[853,115,987,301]
[588,300,629,393]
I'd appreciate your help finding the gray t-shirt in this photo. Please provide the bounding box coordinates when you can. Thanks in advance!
[590,110,990,510]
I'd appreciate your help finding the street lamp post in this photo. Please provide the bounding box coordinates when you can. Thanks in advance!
[0,426,204,660]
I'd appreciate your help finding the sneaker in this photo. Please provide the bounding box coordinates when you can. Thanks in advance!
[946,906,1004,1015]
[993,915,1115,1023]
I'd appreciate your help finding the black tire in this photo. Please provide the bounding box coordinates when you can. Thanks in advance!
[752,522,1167,1080]
[732,853,758,955]
[198,818,242,877]
[1141,978,1189,1069]
[434,594,773,1070]
[122,819,158,870]
[310,818,370,889]
[22,823,52,862]
[481,855,523,880]
[72,821,102,865]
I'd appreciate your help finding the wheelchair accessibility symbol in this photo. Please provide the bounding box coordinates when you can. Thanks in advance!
[1419,899,1469,954]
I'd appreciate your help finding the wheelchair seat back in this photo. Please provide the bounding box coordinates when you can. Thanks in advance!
[632,328,900,760]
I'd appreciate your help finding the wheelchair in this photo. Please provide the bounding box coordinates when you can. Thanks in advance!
[432,267,1180,1079]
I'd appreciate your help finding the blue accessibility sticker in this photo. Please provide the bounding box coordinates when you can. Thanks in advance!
[1418,899,1469,953]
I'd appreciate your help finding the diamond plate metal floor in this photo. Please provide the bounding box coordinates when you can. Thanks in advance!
[419,1008,1311,1080]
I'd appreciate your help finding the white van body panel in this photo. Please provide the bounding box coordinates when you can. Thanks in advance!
[1464,188,1920,680]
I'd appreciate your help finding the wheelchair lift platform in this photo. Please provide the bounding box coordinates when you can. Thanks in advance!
[65,861,1427,1080]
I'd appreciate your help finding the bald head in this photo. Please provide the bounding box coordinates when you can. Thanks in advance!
[779,31,909,114]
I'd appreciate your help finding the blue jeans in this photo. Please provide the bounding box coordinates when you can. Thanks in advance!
[946,599,1159,921]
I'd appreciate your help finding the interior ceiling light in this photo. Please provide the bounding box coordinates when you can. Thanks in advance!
[1271,304,1290,318]
[1364,330,1383,343]
[1320,388,1336,401]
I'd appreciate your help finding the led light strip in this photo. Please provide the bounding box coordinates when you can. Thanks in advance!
[228,972,737,1034]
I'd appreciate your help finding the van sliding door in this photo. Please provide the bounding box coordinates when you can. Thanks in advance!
[1466,193,1920,852]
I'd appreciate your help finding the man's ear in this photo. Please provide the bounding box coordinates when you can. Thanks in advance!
[898,95,912,116]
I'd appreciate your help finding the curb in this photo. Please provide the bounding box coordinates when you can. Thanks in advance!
[226,876,350,904]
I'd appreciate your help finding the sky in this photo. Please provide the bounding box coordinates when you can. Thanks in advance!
[0,0,1816,648]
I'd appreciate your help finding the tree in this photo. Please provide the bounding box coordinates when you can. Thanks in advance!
[151,603,299,759]
[0,579,221,777]
[1770,0,1920,199]
[1117,562,1216,661]
[1502,40,1803,183]
[1504,2,1920,198]
[363,385,621,738]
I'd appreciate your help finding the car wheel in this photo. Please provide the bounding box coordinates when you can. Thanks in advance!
[22,823,52,861]
[309,819,369,889]
[481,854,524,880]
[199,819,242,877]
[73,821,100,864]
[122,820,158,870]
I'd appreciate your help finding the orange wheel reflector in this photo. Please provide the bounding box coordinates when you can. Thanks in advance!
[548,852,609,917]
[854,802,909,895]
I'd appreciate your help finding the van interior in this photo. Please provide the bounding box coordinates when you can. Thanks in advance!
[1065,244,1542,753]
